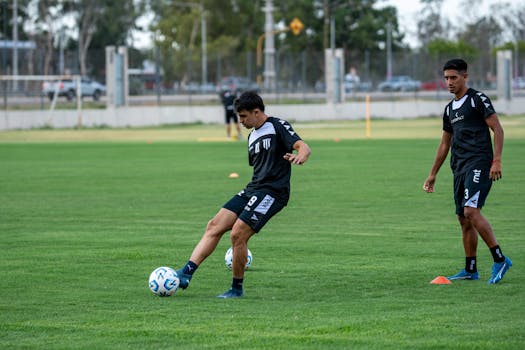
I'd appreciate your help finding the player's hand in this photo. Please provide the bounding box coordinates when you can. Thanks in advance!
[423,175,436,193]
[490,160,502,181]
[284,152,306,165]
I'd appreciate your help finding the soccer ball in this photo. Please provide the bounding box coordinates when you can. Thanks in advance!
[224,247,253,271]
[148,266,180,296]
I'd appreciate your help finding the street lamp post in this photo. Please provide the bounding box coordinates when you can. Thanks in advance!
[386,21,392,80]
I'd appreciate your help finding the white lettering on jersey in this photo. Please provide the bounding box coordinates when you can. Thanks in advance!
[451,112,464,124]
[254,142,260,154]
[473,169,481,183]
[279,119,296,136]
[262,138,271,150]
[477,92,492,109]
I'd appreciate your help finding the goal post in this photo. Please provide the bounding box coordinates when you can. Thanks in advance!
[0,74,83,127]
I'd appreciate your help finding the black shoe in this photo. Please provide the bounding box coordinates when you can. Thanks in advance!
[216,288,243,299]
[175,269,192,290]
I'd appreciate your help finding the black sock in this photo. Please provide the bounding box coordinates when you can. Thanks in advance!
[182,260,198,275]
[490,246,505,263]
[465,256,477,273]
[232,278,243,291]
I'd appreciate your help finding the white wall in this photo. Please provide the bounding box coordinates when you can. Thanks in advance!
[1,98,524,130]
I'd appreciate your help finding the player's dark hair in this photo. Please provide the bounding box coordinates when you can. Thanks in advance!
[443,58,468,73]
[234,91,265,112]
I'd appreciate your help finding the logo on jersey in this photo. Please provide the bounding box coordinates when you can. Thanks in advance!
[253,138,272,154]
[451,112,464,124]
[465,190,480,208]
[254,194,275,215]
[262,138,271,150]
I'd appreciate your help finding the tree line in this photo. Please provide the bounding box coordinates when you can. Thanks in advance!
[1,0,524,86]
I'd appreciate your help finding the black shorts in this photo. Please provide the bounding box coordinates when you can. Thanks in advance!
[453,166,492,216]
[225,110,238,124]
[223,190,286,233]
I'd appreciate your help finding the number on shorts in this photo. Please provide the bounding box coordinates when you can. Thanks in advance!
[247,195,258,207]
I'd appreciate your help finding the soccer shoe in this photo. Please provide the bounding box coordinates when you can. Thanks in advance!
[216,288,243,299]
[175,269,192,290]
[447,269,479,281]
[488,256,512,284]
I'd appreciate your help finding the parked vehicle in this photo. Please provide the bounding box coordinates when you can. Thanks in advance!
[217,76,260,94]
[378,75,421,92]
[42,77,106,101]
[421,79,446,91]
[180,81,217,94]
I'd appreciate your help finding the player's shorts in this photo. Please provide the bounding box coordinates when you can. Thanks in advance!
[453,165,492,216]
[225,110,238,124]
[223,190,286,233]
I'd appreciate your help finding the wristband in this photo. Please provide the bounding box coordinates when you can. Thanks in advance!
[492,159,501,164]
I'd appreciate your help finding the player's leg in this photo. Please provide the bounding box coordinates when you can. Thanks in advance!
[447,173,479,280]
[462,166,511,284]
[225,112,232,138]
[176,208,238,289]
[189,208,239,265]
[233,114,242,139]
[217,191,286,298]
[448,215,480,280]
[216,220,255,299]
[463,207,497,247]
[464,207,512,284]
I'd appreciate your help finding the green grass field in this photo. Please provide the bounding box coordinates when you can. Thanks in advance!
[1,118,524,349]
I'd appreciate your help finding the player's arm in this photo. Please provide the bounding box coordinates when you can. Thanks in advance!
[485,113,504,181]
[284,140,311,165]
[423,131,451,193]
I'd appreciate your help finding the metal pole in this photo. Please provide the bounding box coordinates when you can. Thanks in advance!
[2,2,7,109]
[330,16,335,54]
[201,10,207,86]
[386,21,392,80]
[59,30,65,75]
[12,0,18,91]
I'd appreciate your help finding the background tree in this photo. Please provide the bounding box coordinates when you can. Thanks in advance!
[417,0,449,47]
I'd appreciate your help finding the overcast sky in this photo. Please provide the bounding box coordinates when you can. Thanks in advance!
[378,0,517,47]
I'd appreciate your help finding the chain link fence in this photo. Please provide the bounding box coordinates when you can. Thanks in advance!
[1,45,523,108]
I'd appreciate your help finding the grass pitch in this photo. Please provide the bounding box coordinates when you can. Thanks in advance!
[1,118,524,349]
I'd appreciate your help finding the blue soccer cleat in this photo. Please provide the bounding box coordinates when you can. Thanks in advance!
[488,256,512,284]
[447,269,479,281]
[216,288,243,299]
[175,269,192,290]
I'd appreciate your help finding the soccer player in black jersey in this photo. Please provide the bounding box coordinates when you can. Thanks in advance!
[423,58,512,284]
[176,91,311,298]
[220,89,242,139]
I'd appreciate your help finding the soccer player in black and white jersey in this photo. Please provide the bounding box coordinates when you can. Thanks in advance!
[176,91,311,298]
[423,58,512,284]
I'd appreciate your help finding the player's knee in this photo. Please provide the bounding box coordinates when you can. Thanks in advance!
[205,217,225,238]
[463,207,480,221]
[230,223,251,247]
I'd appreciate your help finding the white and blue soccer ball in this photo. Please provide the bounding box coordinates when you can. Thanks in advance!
[148,266,180,297]
[224,247,253,271]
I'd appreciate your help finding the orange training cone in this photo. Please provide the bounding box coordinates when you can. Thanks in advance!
[430,276,452,284]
